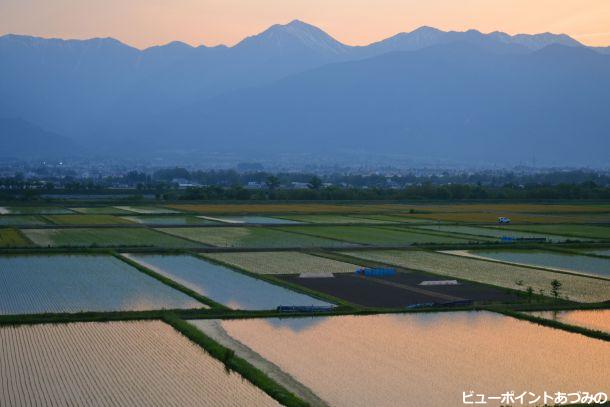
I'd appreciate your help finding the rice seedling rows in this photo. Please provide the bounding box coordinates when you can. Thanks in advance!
[21,228,200,248]
[203,251,359,274]
[160,227,349,248]
[0,321,279,406]
[342,250,610,302]
[204,312,610,407]
[0,255,202,314]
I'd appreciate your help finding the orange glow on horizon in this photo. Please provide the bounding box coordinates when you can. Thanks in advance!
[0,0,609,49]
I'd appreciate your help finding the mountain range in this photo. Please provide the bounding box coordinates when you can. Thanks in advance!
[1,20,609,165]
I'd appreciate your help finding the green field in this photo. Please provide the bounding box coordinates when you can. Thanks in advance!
[45,214,135,225]
[122,215,216,225]
[0,215,48,226]
[71,207,135,215]
[350,214,432,223]
[402,212,593,224]
[203,251,360,274]
[4,207,73,214]
[21,228,200,248]
[115,206,181,214]
[0,229,32,247]
[4,200,610,407]
[276,214,393,224]
[413,225,572,241]
[276,225,482,245]
[500,224,610,240]
[161,227,350,248]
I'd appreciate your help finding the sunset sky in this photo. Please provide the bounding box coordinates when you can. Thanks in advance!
[1,0,609,49]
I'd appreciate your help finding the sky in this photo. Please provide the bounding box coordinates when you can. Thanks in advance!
[1,0,610,49]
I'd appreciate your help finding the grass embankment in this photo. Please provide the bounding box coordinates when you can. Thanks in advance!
[489,308,610,342]
[163,313,309,407]
[113,253,227,310]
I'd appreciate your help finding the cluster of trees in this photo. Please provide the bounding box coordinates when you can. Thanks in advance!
[163,180,610,201]
[2,169,610,201]
[150,168,610,189]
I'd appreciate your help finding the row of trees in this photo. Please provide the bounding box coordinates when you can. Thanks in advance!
[163,180,610,201]
[2,170,610,201]
[150,168,610,189]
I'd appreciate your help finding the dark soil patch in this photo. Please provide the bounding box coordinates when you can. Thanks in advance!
[278,271,521,308]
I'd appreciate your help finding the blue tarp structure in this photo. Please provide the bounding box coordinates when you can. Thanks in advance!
[355,267,396,277]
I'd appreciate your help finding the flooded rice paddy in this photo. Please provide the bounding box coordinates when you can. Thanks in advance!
[415,225,569,241]
[0,321,278,406]
[525,309,610,333]
[126,254,333,310]
[0,255,202,314]
[122,215,216,225]
[204,312,610,407]
[344,250,610,302]
[466,249,610,278]
[198,215,302,224]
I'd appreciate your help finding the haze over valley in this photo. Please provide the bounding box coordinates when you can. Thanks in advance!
[1,21,610,167]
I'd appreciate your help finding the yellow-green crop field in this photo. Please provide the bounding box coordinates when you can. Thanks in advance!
[203,251,360,274]
[166,203,412,214]
[342,250,610,303]
[21,228,199,248]
[45,214,135,225]
[160,227,349,248]
[0,229,32,247]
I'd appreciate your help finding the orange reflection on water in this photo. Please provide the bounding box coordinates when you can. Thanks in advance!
[221,311,610,407]
[527,309,610,334]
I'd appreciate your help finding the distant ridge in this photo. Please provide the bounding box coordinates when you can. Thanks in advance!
[0,22,594,52]
[0,118,78,158]
[0,21,608,164]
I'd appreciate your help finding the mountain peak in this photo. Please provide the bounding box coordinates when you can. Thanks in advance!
[363,26,585,55]
[235,19,349,55]
[285,19,309,28]
[411,26,442,34]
